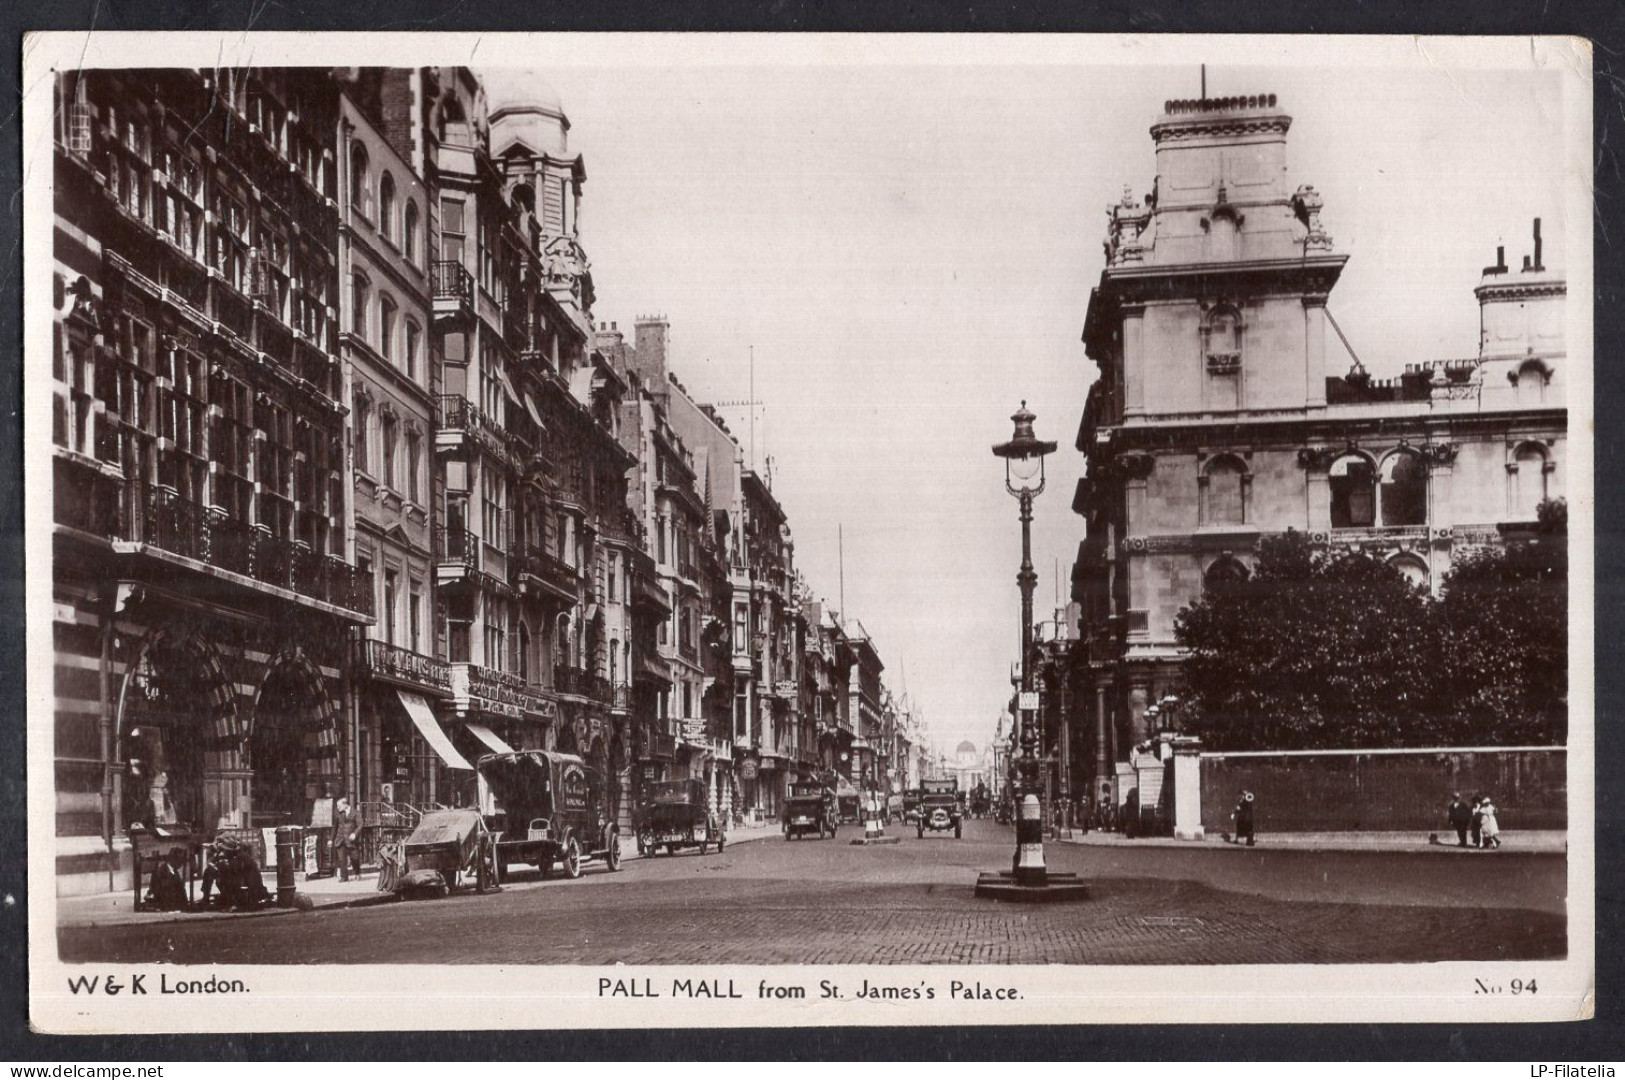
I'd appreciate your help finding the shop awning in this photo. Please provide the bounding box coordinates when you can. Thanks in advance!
[497,367,521,406]
[398,690,473,771]
[524,393,546,432]
[466,722,515,756]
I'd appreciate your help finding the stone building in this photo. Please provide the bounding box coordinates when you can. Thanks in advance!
[1070,92,1568,809]
[336,72,448,811]
[49,67,371,894]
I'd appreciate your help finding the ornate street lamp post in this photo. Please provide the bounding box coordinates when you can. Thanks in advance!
[976,403,1089,902]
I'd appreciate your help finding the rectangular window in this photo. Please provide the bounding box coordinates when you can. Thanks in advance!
[409,586,423,653]
[383,569,399,645]
[406,431,422,504]
[381,413,398,490]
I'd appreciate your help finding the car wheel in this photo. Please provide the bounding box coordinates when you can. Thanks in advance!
[605,830,622,872]
[561,834,583,879]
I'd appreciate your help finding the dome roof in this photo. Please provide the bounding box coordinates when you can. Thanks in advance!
[485,71,566,121]
[956,740,977,755]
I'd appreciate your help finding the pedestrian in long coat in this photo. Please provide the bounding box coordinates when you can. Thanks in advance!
[1447,793,1473,848]
[1233,790,1257,847]
[1478,797,1501,849]
[1470,795,1485,848]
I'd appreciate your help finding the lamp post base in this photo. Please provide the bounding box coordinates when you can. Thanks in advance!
[973,870,1091,903]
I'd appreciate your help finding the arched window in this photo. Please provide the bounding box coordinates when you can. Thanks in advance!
[1204,554,1250,590]
[378,172,396,241]
[403,201,419,265]
[555,613,571,672]
[1379,450,1428,526]
[1388,554,1429,590]
[353,394,371,474]
[404,319,421,382]
[1511,442,1549,519]
[1201,454,1248,526]
[350,274,369,339]
[348,142,370,218]
[378,294,397,362]
[1329,454,1376,529]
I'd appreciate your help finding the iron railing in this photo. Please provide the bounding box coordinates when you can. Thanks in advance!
[435,525,481,571]
[431,260,474,302]
[122,482,371,614]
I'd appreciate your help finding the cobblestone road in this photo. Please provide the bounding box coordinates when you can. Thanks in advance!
[57,820,1566,965]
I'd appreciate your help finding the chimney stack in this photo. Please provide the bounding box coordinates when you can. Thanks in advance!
[1532,217,1544,272]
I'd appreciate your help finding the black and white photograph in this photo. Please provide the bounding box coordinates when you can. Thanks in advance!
[23,32,1593,1031]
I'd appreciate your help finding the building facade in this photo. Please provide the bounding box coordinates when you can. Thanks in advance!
[1070,92,1568,811]
[48,64,917,894]
[50,67,371,894]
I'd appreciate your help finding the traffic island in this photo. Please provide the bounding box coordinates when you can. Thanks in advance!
[973,870,1091,903]
[975,793,1091,902]
[850,798,902,846]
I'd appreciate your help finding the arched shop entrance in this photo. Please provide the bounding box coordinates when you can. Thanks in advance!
[248,655,342,829]
[117,631,239,834]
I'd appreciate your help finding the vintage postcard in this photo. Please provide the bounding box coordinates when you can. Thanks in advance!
[24,31,1594,1032]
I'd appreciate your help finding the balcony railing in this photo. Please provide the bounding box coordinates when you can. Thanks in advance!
[119,482,371,616]
[431,260,474,303]
[358,639,452,695]
[435,526,481,572]
[556,665,612,705]
[513,543,579,600]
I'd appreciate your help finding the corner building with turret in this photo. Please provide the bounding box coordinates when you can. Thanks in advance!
[1069,93,1568,811]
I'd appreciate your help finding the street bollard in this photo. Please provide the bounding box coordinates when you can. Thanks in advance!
[1014,794,1048,886]
[274,825,301,908]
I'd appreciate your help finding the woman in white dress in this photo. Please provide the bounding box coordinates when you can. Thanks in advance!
[1478,797,1501,849]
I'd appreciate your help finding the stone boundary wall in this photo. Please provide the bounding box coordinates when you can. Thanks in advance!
[1197,746,1566,834]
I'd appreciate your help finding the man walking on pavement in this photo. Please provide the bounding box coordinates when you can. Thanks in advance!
[1233,789,1257,847]
[333,796,363,882]
[1447,792,1473,847]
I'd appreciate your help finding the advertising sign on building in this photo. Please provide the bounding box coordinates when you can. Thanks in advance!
[740,758,759,781]
[1018,691,1040,712]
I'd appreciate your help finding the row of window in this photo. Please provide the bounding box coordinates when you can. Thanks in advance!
[349,142,423,267]
[1193,446,1555,530]
[352,396,426,504]
[349,274,424,381]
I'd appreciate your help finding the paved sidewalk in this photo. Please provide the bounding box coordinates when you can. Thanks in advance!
[56,820,784,930]
[1056,828,1567,853]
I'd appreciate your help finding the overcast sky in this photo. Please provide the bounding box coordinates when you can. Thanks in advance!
[480,55,1570,759]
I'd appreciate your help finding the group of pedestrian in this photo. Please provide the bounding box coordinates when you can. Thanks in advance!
[1445,792,1502,849]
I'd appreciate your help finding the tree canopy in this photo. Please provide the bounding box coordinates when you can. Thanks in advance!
[1174,511,1566,751]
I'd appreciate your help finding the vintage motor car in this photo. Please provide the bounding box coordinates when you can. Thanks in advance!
[782,782,838,840]
[917,778,963,839]
[394,808,500,897]
[637,778,725,856]
[902,789,923,825]
[475,750,622,879]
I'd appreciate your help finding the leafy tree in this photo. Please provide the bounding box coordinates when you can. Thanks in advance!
[1174,510,1568,751]
[1175,531,1445,750]
[1439,506,1567,745]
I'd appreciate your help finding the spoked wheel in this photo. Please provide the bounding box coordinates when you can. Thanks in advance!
[604,831,622,872]
[561,834,583,879]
